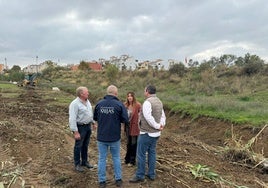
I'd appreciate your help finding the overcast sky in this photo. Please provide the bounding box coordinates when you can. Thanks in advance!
[1,0,267,68]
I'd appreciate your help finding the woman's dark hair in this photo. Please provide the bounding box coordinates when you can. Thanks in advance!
[146,85,156,94]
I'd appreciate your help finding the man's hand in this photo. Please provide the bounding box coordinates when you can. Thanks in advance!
[73,131,81,140]
[159,125,164,131]
[92,123,97,131]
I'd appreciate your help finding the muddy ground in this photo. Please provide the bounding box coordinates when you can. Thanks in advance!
[0,88,268,188]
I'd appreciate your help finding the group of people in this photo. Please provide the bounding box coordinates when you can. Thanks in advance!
[69,84,166,188]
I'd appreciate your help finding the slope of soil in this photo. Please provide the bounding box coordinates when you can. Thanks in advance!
[0,88,268,188]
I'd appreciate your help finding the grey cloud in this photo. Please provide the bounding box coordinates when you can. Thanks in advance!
[0,0,267,68]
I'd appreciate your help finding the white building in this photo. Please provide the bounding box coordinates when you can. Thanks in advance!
[22,61,56,73]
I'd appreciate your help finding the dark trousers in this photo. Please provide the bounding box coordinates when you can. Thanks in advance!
[125,135,138,165]
[74,124,91,166]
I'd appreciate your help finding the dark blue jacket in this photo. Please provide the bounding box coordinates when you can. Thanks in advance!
[93,95,129,142]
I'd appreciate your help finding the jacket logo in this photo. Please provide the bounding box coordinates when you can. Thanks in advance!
[100,107,114,114]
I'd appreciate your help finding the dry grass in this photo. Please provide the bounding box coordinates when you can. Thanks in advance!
[224,124,268,170]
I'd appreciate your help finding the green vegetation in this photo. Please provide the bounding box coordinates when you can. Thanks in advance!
[39,67,267,126]
[166,94,268,125]
[0,82,18,89]
[190,164,219,182]
[0,82,22,99]
[1,53,267,127]
[105,64,119,83]
[78,60,91,71]
[190,164,248,188]
[42,90,75,106]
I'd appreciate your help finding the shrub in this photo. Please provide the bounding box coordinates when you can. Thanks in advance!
[135,69,149,78]
[105,64,119,82]
[169,63,186,77]
[241,61,264,76]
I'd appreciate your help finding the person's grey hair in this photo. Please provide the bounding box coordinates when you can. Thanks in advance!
[145,85,156,94]
[76,86,87,97]
[107,85,118,96]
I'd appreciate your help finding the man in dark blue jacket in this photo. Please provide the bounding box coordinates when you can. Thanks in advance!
[94,85,129,188]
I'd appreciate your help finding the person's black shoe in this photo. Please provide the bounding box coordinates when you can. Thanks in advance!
[81,162,94,169]
[99,181,106,188]
[75,165,84,172]
[146,175,155,181]
[115,179,123,187]
[129,176,144,183]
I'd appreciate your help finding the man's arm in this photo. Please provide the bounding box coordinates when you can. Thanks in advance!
[160,109,166,126]
[69,102,79,132]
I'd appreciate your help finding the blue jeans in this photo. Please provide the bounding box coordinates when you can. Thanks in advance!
[74,124,91,166]
[136,133,159,179]
[97,140,121,182]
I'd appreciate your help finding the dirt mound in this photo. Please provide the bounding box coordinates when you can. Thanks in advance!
[1,88,268,188]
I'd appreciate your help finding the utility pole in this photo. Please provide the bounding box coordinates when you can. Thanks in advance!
[4,57,7,70]
[36,56,38,73]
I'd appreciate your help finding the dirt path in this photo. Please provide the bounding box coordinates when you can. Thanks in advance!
[0,88,268,188]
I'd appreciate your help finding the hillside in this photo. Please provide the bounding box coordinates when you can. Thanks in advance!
[0,81,268,187]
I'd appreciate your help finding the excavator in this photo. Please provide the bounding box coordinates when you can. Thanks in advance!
[18,73,37,88]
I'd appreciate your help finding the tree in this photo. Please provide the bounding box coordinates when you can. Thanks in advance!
[44,60,56,67]
[234,56,244,67]
[198,61,212,73]
[219,54,236,66]
[242,54,264,76]
[235,53,265,76]
[206,56,219,68]
[121,63,127,71]
[188,59,199,67]
[9,71,25,81]
[106,64,119,82]
[169,62,186,77]
[78,61,91,71]
[41,64,66,81]
[10,65,21,72]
